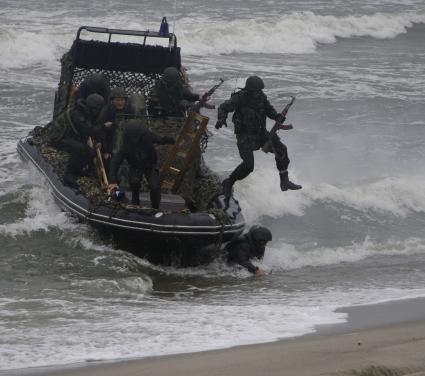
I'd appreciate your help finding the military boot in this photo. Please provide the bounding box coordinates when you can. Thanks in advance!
[222,178,234,200]
[280,171,302,191]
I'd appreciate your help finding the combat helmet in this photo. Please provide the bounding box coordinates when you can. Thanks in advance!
[162,67,181,85]
[110,86,128,99]
[245,76,265,91]
[85,93,105,117]
[249,225,272,244]
[123,119,145,144]
[87,73,109,91]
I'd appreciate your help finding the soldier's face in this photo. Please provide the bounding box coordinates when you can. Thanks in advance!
[113,97,126,110]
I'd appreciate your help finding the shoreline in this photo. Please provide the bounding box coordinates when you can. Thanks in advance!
[8,296,425,376]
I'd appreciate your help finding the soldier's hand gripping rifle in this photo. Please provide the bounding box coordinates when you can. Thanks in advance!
[262,96,295,153]
[190,79,225,114]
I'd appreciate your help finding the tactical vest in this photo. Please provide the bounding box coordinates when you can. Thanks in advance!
[232,91,268,135]
[45,109,79,144]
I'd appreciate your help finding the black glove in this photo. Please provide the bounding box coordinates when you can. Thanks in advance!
[275,114,286,123]
[162,136,175,145]
[215,119,227,130]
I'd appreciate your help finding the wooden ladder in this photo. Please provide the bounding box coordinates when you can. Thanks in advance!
[160,112,209,193]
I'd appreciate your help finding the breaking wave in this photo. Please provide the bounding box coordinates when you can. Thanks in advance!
[179,11,425,55]
[237,170,425,223]
[264,237,425,271]
[1,11,425,71]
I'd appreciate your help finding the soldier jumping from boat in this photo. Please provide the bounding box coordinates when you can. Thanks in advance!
[108,119,175,209]
[215,76,301,199]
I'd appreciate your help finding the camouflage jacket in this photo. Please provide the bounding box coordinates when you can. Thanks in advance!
[217,90,279,135]
[149,80,199,117]
[45,100,104,145]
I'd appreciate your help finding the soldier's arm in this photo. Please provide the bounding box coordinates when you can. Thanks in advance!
[234,243,258,274]
[263,94,280,121]
[148,129,175,145]
[217,94,238,121]
[181,86,200,102]
[71,111,104,143]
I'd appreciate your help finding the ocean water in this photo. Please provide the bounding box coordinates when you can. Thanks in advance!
[1,0,425,372]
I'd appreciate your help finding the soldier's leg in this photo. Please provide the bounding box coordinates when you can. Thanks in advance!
[271,135,301,191]
[56,137,94,185]
[128,167,142,205]
[223,136,255,199]
[143,167,161,209]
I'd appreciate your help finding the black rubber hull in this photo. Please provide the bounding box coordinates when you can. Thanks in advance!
[17,137,245,265]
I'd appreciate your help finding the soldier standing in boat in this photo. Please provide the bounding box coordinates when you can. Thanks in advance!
[108,120,175,209]
[44,94,106,187]
[215,76,301,199]
[226,225,272,276]
[149,67,211,117]
[98,86,134,160]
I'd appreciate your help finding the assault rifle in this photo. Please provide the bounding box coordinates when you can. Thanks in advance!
[262,96,295,153]
[190,78,225,113]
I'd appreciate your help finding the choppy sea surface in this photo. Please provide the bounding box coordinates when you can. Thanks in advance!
[1,0,425,372]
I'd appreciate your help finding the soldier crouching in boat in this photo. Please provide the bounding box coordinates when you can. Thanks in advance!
[44,93,106,188]
[226,225,272,276]
[215,76,301,199]
[107,119,175,209]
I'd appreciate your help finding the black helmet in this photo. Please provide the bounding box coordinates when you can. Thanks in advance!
[249,225,272,243]
[87,73,109,90]
[110,86,128,99]
[245,76,264,91]
[162,67,181,85]
[123,119,145,143]
[85,93,105,116]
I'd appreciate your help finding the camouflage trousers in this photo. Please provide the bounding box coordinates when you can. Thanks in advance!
[230,131,290,183]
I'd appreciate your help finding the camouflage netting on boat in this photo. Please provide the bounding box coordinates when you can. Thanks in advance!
[33,44,223,214]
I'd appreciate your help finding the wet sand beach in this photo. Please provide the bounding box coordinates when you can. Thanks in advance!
[23,297,425,376]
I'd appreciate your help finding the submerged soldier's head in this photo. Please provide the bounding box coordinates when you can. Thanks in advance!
[85,93,105,119]
[110,87,128,110]
[162,67,181,87]
[244,76,265,98]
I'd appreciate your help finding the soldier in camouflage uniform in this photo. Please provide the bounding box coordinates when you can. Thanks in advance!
[215,76,301,199]
[148,67,201,117]
[108,120,175,209]
[44,94,106,187]
[98,86,135,158]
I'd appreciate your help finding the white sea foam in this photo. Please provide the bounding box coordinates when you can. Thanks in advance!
[264,237,425,271]
[178,12,425,55]
[1,11,424,71]
[0,186,75,237]
[3,285,425,371]
[237,168,425,223]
